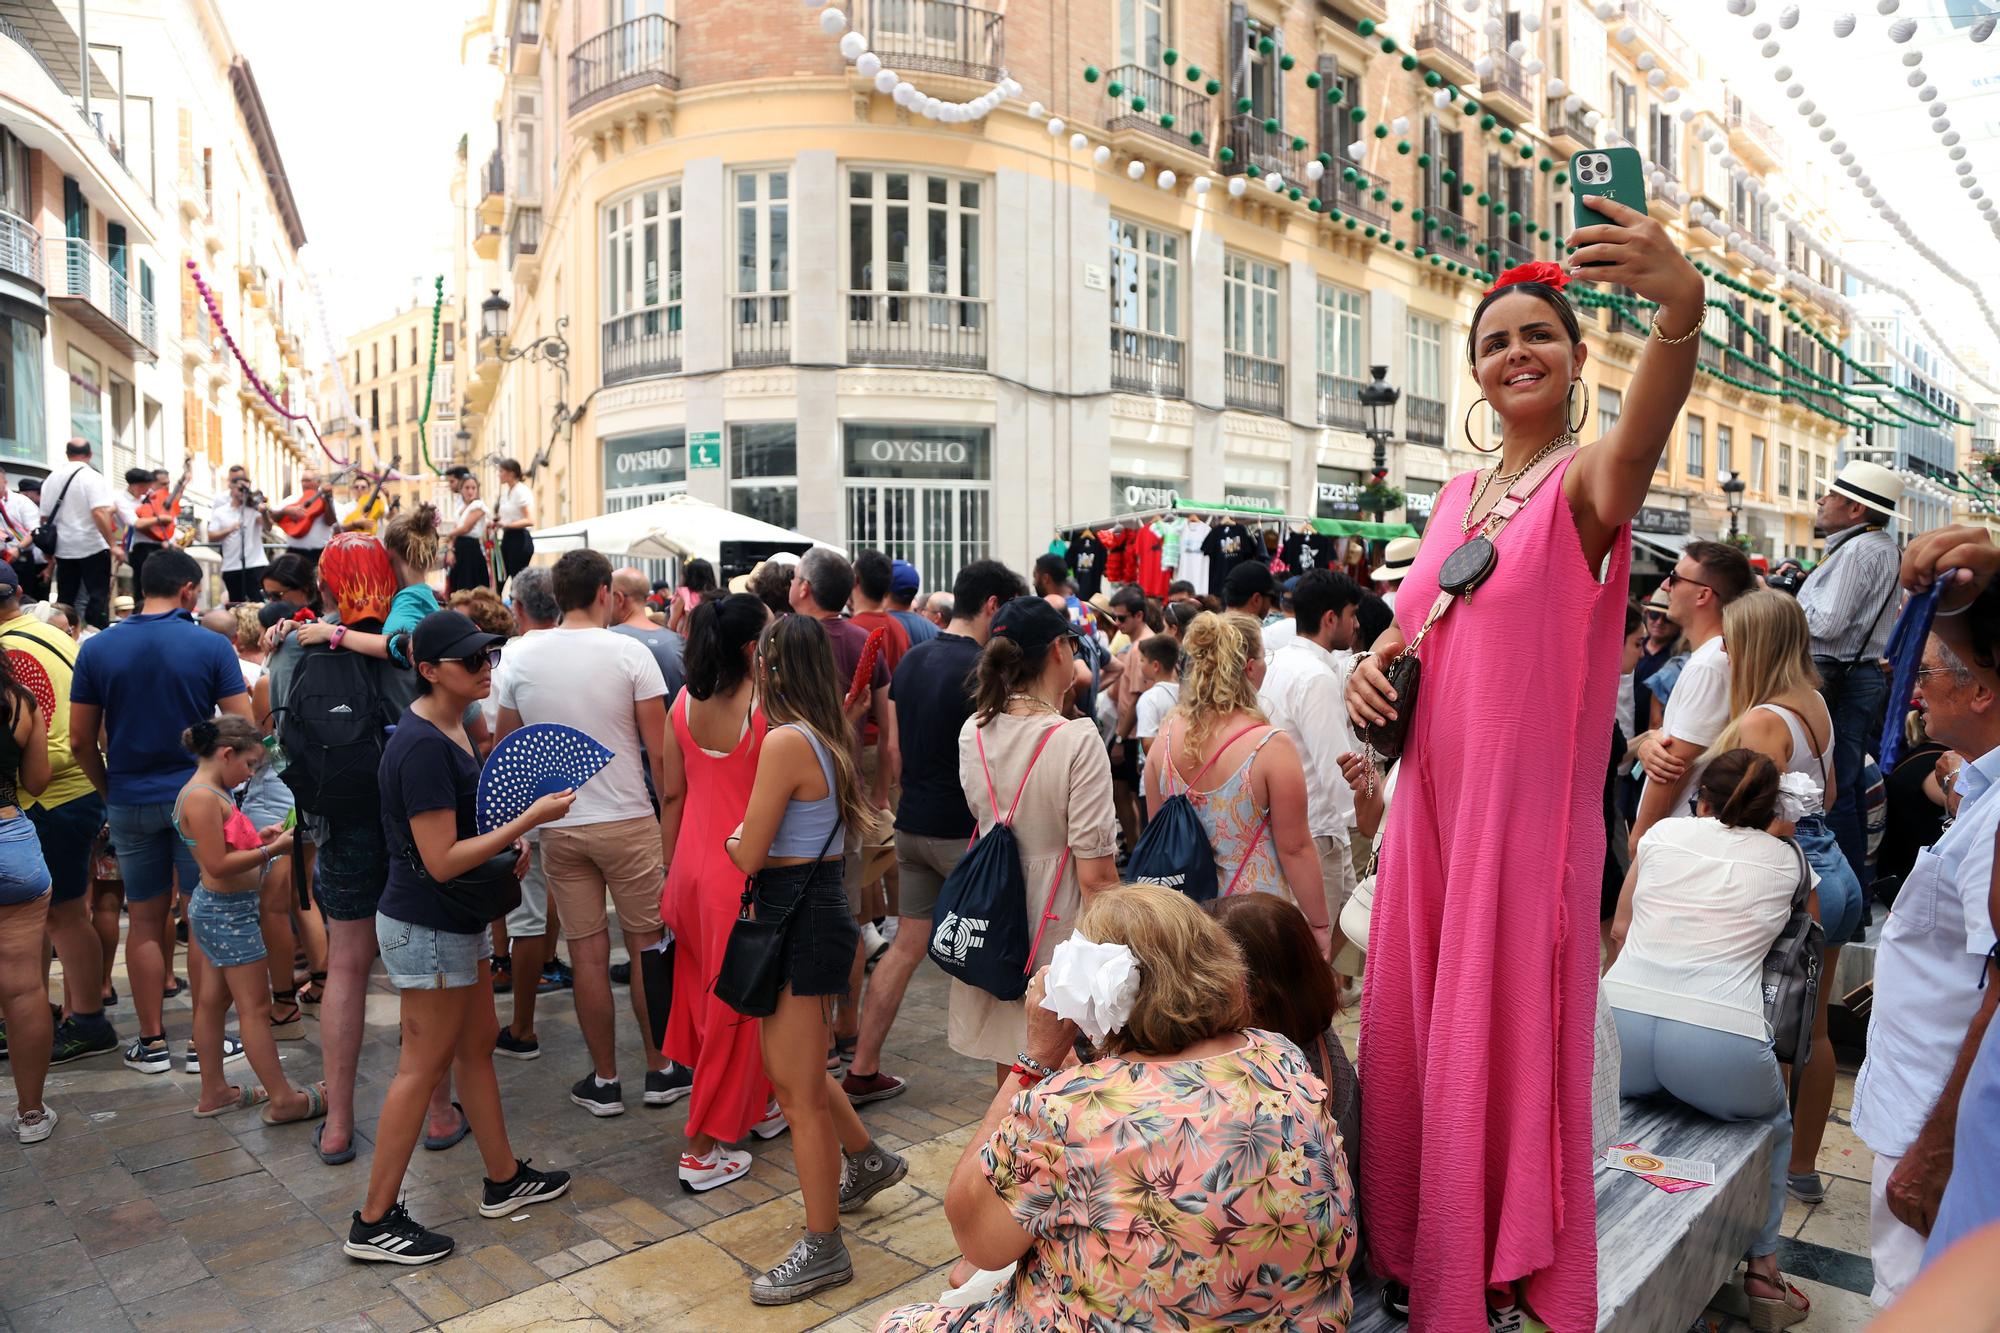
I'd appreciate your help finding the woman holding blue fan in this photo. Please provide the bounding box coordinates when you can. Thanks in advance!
[342,610,577,1269]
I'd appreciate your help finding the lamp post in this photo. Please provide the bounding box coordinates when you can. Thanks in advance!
[1359,364,1401,521]
[482,295,572,480]
[1722,470,1745,542]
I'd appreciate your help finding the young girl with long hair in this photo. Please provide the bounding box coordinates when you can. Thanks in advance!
[725,613,908,1306]
[1147,612,1330,949]
[1703,588,1861,1206]
[174,717,322,1124]
[667,558,718,635]
[0,648,53,1143]
[662,593,780,1193]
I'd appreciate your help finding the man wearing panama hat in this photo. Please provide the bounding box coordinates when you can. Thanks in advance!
[1370,536,1421,612]
[1799,458,1905,884]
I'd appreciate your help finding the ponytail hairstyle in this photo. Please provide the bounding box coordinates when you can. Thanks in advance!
[1697,748,1781,830]
[754,615,873,838]
[182,715,265,760]
[384,503,442,580]
[971,632,1049,727]
[1176,611,1267,751]
[684,593,768,700]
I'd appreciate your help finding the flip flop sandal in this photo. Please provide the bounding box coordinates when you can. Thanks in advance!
[268,996,305,1041]
[194,1084,269,1118]
[422,1101,471,1152]
[313,1122,358,1166]
[263,1081,329,1126]
[826,1035,857,1073]
[162,976,187,1000]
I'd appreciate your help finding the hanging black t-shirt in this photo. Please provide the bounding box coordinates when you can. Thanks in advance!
[1066,533,1108,599]
[1280,532,1340,575]
[1200,522,1252,598]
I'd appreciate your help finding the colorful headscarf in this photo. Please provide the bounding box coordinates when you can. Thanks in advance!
[317,533,396,627]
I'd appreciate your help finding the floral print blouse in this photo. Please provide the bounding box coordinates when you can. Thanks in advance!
[877,1030,1356,1333]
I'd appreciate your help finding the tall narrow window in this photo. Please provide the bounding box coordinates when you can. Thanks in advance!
[1118,0,1169,69]
[1109,217,1184,395]
[1316,283,1366,427]
[1222,252,1283,413]
[1751,434,1767,492]
[601,182,684,381]
[1686,415,1705,478]
[733,169,790,363]
[847,169,986,366]
[1405,315,1445,444]
[1717,424,1734,479]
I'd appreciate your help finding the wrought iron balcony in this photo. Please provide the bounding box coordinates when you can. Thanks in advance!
[1406,395,1447,446]
[1480,48,1531,116]
[0,209,42,290]
[602,307,682,384]
[1413,1,1478,82]
[732,293,791,368]
[1220,114,1305,184]
[48,237,156,360]
[1110,328,1185,398]
[569,15,679,118]
[1485,238,1538,272]
[1625,0,1693,72]
[1318,374,1366,430]
[1224,351,1285,415]
[1424,202,1475,258]
[1103,64,1211,151]
[507,206,541,267]
[848,293,988,370]
[852,0,1003,83]
[1546,96,1592,149]
[1328,163,1390,229]
[1727,99,1782,168]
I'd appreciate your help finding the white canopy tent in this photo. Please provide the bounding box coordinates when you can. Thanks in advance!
[530,494,842,570]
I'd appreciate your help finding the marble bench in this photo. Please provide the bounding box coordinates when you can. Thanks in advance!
[1346,1097,1776,1333]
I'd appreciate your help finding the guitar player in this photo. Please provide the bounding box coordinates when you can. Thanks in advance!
[205,466,271,601]
[117,468,168,590]
[273,468,338,572]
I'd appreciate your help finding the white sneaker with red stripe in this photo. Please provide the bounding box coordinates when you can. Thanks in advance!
[679,1145,751,1193]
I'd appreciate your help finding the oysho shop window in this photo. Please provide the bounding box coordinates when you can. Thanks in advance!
[843,423,991,582]
[729,423,798,532]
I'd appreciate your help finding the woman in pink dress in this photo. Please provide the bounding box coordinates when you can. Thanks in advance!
[1346,200,1703,1331]
[660,593,776,1190]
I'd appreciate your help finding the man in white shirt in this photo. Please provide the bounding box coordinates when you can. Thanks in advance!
[1850,616,2000,1303]
[206,466,272,602]
[0,472,43,598]
[273,468,338,568]
[42,439,118,629]
[1631,540,1755,849]
[495,548,676,1118]
[1257,569,1364,969]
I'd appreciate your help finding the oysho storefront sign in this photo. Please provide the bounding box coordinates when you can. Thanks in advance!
[1112,474,1185,512]
[844,423,991,479]
[604,430,686,488]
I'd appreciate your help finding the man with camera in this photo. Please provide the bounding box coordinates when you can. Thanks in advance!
[206,465,271,602]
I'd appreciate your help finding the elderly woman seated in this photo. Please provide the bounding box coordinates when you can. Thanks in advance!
[876,884,1358,1333]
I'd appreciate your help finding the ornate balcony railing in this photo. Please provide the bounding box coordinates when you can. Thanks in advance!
[732,293,791,367]
[48,237,156,358]
[1413,1,1477,74]
[1110,328,1185,398]
[1425,202,1475,258]
[507,207,542,266]
[847,292,988,370]
[1318,374,1366,430]
[1406,395,1447,446]
[1546,96,1592,145]
[0,209,42,288]
[1224,351,1285,415]
[1331,164,1390,228]
[1221,114,1305,183]
[852,0,1003,83]
[1103,64,1211,150]
[602,307,682,384]
[1481,49,1530,108]
[569,15,679,117]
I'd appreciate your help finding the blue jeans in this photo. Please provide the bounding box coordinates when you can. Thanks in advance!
[1818,657,1888,890]
[26,792,103,905]
[0,813,52,906]
[1613,1008,1793,1257]
[1796,815,1864,947]
[106,802,202,905]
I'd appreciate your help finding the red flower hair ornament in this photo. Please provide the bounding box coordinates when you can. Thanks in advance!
[1487,261,1571,296]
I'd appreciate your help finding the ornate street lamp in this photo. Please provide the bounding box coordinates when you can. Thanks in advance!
[1722,470,1745,541]
[480,289,509,348]
[1359,364,1401,520]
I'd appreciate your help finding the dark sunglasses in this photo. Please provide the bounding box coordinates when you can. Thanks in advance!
[440,646,502,672]
[1663,572,1715,593]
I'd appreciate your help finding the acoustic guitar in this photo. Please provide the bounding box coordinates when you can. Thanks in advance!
[274,483,335,540]
[339,456,399,535]
[135,455,194,545]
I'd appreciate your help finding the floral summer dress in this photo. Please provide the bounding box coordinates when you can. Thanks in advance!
[877,1030,1356,1333]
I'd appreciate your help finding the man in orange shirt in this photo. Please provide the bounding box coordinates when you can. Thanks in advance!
[848,552,910,946]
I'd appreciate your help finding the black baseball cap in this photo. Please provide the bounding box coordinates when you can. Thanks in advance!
[410,609,504,665]
[990,596,1080,654]
[1225,561,1278,603]
[0,563,18,596]
[17,477,40,494]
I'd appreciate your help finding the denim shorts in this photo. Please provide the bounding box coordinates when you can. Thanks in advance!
[377,911,492,990]
[27,793,103,905]
[189,886,267,968]
[0,813,52,906]
[1796,815,1864,947]
[753,857,858,999]
[313,816,389,922]
[107,802,202,905]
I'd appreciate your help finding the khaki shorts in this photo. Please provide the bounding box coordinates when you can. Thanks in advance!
[1314,835,1358,926]
[844,745,898,917]
[894,830,968,921]
[540,815,665,942]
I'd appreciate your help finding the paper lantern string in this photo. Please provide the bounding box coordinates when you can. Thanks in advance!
[417,275,444,477]
[185,259,348,468]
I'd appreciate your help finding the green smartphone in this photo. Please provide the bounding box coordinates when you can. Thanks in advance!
[1570,146,1648,232]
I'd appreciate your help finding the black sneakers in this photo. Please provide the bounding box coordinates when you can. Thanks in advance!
[49,1014,119,1066]
[344,1202,454,1266]
[643,1064,693,1107]
[569,1073,624,1117]
[478,1159,572,1218]
[493,1029,541,1061]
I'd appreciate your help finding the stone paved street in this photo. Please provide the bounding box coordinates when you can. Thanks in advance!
[2,945,1881,1331]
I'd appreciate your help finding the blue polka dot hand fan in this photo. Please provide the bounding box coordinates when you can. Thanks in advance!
[477,724,615,833]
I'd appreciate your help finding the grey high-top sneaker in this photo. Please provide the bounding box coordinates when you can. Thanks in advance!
[749,1229,853,1305]
[838,1141,909,1212]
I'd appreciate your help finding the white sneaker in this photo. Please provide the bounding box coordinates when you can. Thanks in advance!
[15,1106,56,1145]
[183,1035,246,1075]
[750,1100,789,1140]
[879,918,900,943]
[678,1145,751,1193]
[861,921,889,962]
[938,1264,1015,1308]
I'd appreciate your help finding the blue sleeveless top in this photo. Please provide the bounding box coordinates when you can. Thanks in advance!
[770,724,842,858]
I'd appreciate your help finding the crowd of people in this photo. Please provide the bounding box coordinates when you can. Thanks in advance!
[2,214,1999,1333]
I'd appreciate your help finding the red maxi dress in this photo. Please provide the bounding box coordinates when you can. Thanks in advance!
[661,693,772,1144]
[1360,453,1628,1332]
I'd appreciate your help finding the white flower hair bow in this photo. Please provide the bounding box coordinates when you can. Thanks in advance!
[1775,771,1824,823]
[1039,934,1142,1043]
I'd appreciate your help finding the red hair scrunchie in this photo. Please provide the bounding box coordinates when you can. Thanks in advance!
[1487,260,1571,295]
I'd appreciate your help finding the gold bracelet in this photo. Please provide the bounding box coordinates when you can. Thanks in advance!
[1650,312,1702,345]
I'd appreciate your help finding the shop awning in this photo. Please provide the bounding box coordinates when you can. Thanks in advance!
[531,494,843,565]
[1308,518,1420,539]
[1630,530,1689,563]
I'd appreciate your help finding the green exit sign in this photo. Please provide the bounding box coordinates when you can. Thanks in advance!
[689,429,721,469]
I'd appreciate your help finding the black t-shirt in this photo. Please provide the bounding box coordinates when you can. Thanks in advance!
[1280,532,1339,574]
[1201,522,1252,597]
[377,711,483,932]
[891,632,983,839]
[1066,533,1107,600]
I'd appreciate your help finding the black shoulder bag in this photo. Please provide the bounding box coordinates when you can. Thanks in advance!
[31,469,84,558]
[714,820,843,1019]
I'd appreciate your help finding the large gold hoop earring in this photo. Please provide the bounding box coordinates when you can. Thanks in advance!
[1464,396,1501,453]
[1569,379,1590,435]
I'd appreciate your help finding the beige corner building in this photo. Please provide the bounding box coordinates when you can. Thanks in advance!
[454,0,1882,584]
[324,293,461,517]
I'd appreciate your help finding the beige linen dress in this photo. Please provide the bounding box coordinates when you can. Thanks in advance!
[948,711,1117,1064]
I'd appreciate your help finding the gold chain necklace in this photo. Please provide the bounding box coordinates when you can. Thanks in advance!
[1462,433,1575,534]
[1005,692,1061,715]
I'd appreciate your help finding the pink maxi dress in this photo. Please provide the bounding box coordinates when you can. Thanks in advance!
[1360,453,1628,1332]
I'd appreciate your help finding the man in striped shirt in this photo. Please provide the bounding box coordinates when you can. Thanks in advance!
[1797,459,1905,887]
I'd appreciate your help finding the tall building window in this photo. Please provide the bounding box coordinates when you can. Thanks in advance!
[1223,252,1283,412]
[733,169,790,359]
[1612,78,1637,145]
[602,182,683,380]
[1751,433,1767,492]
[1686,414,1704,478]
[1109,217,1183,393]
[389,336,397,374]
[1599,385,1623,438]
[847,169,984,362]
[1317,283,1365,385]
[1405,315,1443,402]
[1779,442,1793,496]
[1717,423,1733,478]
[729,423,797,531]
[1118,0,1169,69]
